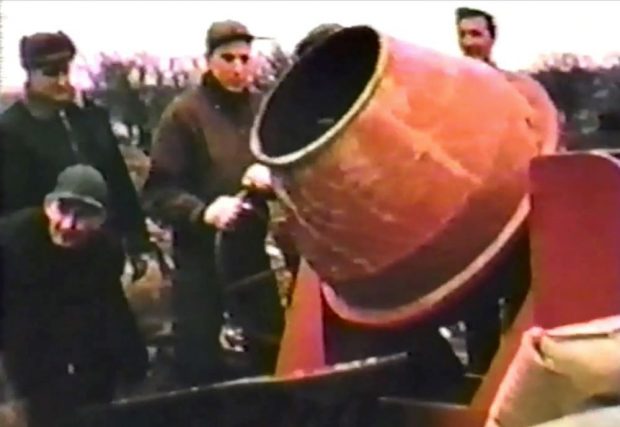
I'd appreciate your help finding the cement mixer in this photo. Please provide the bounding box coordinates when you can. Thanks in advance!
[251,25,557,327]
[76,26,620,427]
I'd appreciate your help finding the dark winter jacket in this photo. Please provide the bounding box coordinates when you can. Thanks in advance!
[0,100,150,253]
[144,73,269,277]
[0,208,148,397]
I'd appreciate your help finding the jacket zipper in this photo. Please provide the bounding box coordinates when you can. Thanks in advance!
[59,109,85,163]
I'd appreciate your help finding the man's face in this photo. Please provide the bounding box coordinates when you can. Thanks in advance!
[457,16,494,62]
[45,198,106,248]
[207,40,254,93]
[27,59,76,104]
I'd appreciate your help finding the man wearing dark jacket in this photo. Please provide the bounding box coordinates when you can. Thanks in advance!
[0,31,152,272]
[144,20,283,385]
[455,7,502,374]
[0,165,148,427]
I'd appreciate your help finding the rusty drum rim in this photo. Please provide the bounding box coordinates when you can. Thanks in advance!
[250,26,390,167]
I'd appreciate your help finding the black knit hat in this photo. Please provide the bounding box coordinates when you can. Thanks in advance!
[19,31,76,70]
[46,164,108,210]
[294,23,344,58]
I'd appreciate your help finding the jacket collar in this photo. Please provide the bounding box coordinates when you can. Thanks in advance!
[201,72,251,103]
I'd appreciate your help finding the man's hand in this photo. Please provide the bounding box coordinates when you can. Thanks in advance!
[241,163,273,192]
[203,195,252,230]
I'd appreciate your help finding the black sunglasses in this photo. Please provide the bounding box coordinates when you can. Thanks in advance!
[40,63,70,78]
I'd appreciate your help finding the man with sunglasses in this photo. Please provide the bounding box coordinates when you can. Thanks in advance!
[0,32,153,282]
[0,164,148,427]
[144,20,284,385]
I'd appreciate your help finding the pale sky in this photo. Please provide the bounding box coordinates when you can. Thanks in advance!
[2,1,620,90]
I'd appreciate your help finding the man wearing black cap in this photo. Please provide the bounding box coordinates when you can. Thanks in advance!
[0,164,148,427]
[0,31,153,278]
[144,20,284,385]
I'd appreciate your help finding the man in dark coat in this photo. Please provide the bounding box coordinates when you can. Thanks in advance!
[144,20,284,385]
[455,7,503,374]
[0,31,152,273]
[0,165,148,427]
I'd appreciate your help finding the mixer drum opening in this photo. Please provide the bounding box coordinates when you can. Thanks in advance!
[256,26,380,160]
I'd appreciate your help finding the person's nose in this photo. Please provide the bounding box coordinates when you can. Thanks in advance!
[463,34,478,45]
[232,59,245,74]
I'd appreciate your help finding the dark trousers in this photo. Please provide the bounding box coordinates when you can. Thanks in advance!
[228,272,284,375]
[172,241,284,385]
[217,224,284,376]
[464,232,531,374]
[464,301,502,374]
[172,255,226,385]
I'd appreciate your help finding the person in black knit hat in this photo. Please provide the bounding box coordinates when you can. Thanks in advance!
[0,164,148,427]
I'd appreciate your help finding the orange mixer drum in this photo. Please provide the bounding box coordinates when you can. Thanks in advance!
[251,26,559,327]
